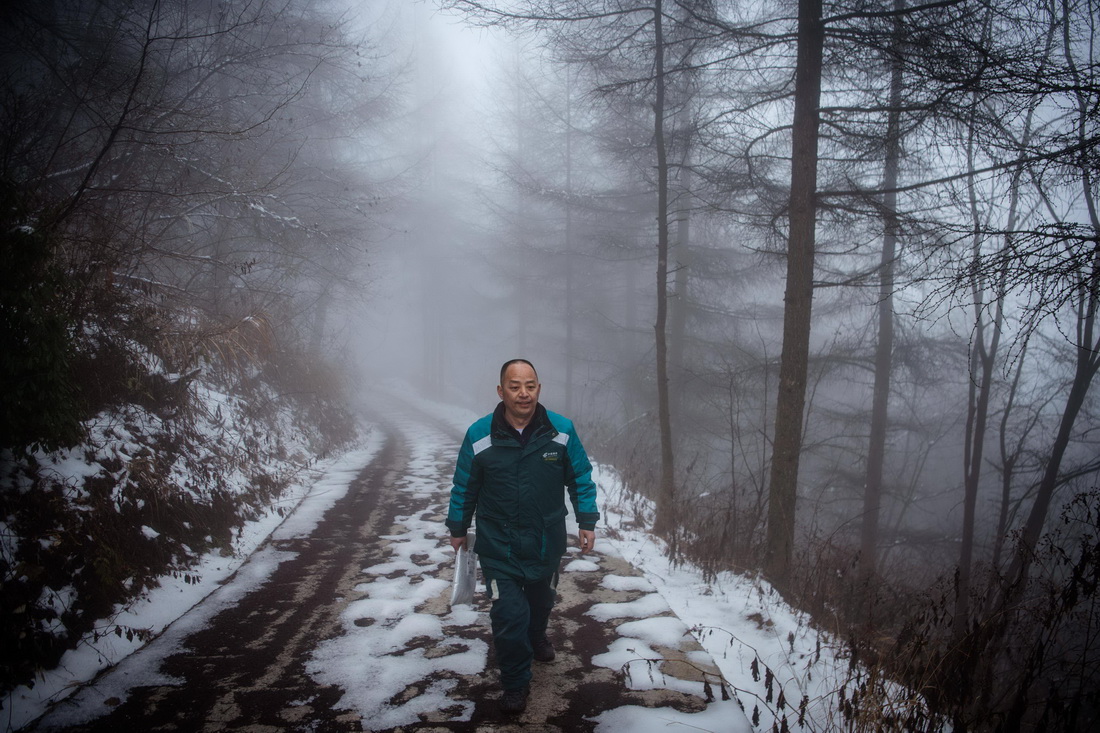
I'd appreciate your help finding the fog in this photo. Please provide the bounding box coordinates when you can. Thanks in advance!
[350,2,649,418]
[3,0,1097,726]
[334,0,1099,580]
[351,2,514,406]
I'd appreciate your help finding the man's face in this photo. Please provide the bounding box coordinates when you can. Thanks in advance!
[498,362,540,425]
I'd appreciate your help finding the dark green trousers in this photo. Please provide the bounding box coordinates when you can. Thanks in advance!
[486,571,558,690]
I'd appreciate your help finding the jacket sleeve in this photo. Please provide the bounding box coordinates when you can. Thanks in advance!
[446,431,482,538]
[564,425,600,531]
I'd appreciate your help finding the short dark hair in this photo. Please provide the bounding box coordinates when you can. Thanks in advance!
[500,358,538,384]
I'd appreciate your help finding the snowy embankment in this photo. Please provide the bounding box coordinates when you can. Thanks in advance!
[4,435,383,731]
[596,468,843,731]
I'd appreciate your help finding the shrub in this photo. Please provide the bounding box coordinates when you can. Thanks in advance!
[0,185,83,454]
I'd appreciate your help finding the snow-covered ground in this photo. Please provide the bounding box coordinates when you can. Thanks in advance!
[389,384,859,730]
[596,468,846,731]
[8,384,931,731]
[304,406,488,729]
[4,435,384,732]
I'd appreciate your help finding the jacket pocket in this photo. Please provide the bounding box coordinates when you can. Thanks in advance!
[473,518,511,561]
[541,513,568,562]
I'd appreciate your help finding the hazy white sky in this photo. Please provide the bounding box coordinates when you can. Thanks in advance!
[407,1,507,117]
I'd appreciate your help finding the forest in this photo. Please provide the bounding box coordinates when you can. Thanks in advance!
[1,0,1097,730]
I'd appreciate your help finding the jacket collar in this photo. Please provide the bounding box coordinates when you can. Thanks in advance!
[491,402,554,447]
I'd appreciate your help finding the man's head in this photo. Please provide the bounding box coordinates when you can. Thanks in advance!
[498,359,540,428]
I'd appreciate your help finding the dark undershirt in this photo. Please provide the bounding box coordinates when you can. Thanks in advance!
[505,422,531,446]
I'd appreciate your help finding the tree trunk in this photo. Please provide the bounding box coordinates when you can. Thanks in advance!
[669,166,690,428]
[983,0,1098,628]
[991,337,1027,571]
[859,0,903,585]
[999,240,1100,608]
[564,67,575,414]
[956,31,1016,629]
[727,369,741,556]
[998,2,1100,598]
[1001,333,1099,600]
[955,97,1003,637]
[763,0,824,589]
[512,45,531,358]
[652,0,678,537]
[668,104,693,432]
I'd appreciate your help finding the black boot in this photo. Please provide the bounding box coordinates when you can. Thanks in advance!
[531,635,556,663]
[500,684,530,714]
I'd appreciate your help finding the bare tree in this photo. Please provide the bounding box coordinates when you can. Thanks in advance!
[995,0,1100,607]
[858,0,905,585]
[1,0,389,356]
[763,0,825,588]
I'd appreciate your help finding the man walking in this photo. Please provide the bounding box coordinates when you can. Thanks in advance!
[446,359,599,714]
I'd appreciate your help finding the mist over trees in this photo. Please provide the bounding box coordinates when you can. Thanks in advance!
[2,0,1098,728]
[436,0,1099,727]
[1,0,397,692]
[2,0,394,451]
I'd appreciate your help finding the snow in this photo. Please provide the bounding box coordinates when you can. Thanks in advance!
[616,617,692,649]
[602,573,657,592]
[564,557,601,572]
[595,465,869,731]
[592,700,750,732]
[587,592,673,621]
[6,436,384,732]
[11,387,941,732]
[593,637,717,697]
[304,407,490,728]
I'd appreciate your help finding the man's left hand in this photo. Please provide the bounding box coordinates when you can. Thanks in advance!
[578,529,595,553]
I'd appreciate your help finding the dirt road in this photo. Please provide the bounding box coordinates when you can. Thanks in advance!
[29,408,727,732]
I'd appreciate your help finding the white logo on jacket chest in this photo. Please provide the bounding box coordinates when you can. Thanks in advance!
[542,451,559,461]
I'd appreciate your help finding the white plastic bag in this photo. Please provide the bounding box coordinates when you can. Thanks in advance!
[449,537,478,608]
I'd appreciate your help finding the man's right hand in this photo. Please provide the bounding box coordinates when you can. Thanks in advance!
[449,535,467,553]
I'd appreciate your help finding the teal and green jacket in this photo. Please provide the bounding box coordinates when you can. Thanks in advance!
[447,402,600,581]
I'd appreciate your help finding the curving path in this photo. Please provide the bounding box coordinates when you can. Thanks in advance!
[29,402,735,732]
